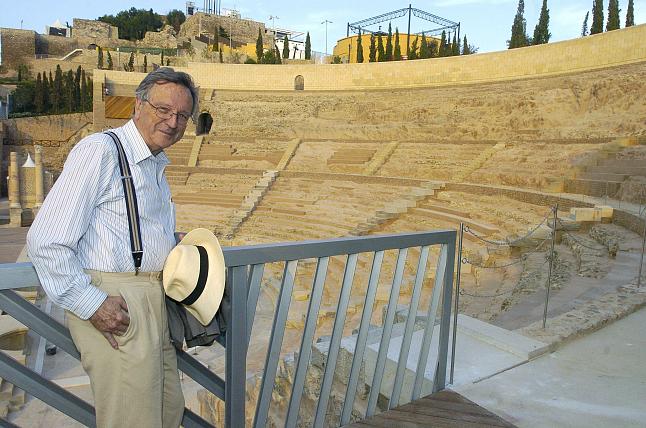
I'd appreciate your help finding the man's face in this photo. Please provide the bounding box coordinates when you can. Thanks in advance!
[133,82,193,154]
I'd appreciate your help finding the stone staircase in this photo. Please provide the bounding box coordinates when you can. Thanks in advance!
[363,141,399,176]
[350,181,444,236]
[165,137,195,166]
[276,138,302,170]
[0,355,26,418]
[565,138,646,199]
[227,170,279,238]
[454,142,506,182]
[166,168,189,186]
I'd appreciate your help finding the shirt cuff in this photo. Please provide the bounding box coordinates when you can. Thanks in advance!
[70,285,109,320]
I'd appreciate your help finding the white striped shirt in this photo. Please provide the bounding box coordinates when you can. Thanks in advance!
[27,120,176,320]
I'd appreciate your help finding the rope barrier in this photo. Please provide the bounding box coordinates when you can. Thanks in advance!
[556,218,607,251]
[464,208,553,247]
[460,256,551,298]
[461,238,551,270]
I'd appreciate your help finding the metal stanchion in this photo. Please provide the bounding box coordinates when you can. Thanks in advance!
[450,223,464,384]
[543,204,558,329]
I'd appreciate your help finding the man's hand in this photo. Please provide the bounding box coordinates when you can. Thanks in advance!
[89,296,130,350]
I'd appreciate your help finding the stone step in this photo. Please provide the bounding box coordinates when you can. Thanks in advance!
[410,208,499,235]
[578,172,628,182]
[598,159,646,169]
[564,179,623,197]
[587,166,646,176]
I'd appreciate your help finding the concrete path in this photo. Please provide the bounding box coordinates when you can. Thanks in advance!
[455,305,646,428]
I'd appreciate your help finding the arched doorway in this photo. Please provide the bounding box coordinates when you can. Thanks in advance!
[294,75,304,91]
[197,112,213,135]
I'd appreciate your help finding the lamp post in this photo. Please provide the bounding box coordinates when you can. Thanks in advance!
[321,19,332,56]
[269,15,280,46]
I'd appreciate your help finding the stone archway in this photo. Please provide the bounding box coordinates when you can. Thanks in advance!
[294,75,304,91]
[197,112,213,135]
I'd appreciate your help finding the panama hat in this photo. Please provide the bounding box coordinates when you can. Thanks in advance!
[163,228,226,326]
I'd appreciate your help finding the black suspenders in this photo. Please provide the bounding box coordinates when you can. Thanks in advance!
[104,131,144,274]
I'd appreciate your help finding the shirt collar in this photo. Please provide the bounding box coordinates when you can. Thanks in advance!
[121,120,169,166]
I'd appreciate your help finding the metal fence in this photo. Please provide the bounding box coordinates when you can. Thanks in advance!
[0,230,456,427]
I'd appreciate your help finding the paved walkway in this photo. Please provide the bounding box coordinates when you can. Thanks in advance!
[455,304,646,428]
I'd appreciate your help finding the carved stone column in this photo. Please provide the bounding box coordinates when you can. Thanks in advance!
[8,152,23,227]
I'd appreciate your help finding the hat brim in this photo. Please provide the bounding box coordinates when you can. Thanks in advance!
[175,228,226,325]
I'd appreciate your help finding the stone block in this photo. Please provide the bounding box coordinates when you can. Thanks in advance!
[570,207,602,222]
[595,205,614,219]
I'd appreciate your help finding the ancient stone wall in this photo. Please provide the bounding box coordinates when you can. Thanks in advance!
[72,19,118,41]
[142,25,177,49]
[109,24,646,91]
[179,13,267,45]
[35,35,79,57]
[0,29,36,70]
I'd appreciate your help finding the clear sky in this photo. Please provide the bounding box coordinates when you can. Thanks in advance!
[0,1,642,54]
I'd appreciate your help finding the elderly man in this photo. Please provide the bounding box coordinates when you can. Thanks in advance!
[27,68,198,427]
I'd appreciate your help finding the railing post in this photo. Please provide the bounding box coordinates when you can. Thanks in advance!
[450,223,464,384]
[226,266,248,427]
[434,237,456,392]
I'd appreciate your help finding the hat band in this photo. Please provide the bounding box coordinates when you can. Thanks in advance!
[179,245,209,306]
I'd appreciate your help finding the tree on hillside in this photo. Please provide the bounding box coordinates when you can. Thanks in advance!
[385,23,393,61]
[34,73,44,114]
[106,51,113,70]
[124,52,135,72]
[64,70,74,113]
[53,65,63,113]
[429,40,438,58]
[143,54,148,72]
[305,32,311,60]
[463,35,471,54]
[161,50,165,65]
[86,73,94,111]
[74,66,82,111]
[408,37,419,60]
[42,72,50,112]
[97,47,104,69]
[356,30,364,63]
[509,0,529,48]
[438,30,448,56]
[452,32,460,56]
[582,11,590,36]
[80,70,88,112]
[283,35,290,59]
[532,0,551,44]
[275,45,282,64]
[166,9,186,33]
[256,28,264,62]
[369,33,376,62]
[393,28,402,60]
[606,0,620,31]
[419,34,429,59]
[590,0,604,34]
[626,0,635,26]
[377,35,385,62]
[98,7,163,41]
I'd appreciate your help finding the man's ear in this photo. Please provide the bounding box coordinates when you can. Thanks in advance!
[133,98,143,120]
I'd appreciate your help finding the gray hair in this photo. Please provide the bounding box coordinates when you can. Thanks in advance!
[134,67,199,117]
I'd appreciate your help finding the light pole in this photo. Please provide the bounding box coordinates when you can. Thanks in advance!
[269,15,280,46]
[321,19,332,56]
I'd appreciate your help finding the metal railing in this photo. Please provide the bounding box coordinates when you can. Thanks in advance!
[0,230,456,427]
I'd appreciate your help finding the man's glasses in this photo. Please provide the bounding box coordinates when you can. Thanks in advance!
[144,99,192,124]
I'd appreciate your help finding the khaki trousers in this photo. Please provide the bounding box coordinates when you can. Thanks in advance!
[66,270,184,428]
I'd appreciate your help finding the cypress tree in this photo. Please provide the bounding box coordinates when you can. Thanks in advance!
[107,51,113,70]
[591,0,604,34]
[74,66,82,111]
[304,32,311,60]
[606,0,620,31]
[53,65,63,113]
[429,40,438,58]
[626,0,634,27]
[385,23,393,61]
[42,72,50,113]
[393,28,402,61]
[143,54,148,72]
[80,69,88,112]
[463,35,471,55]
[439,31,447,57]
[161,50,165,65]
[509,0,528,48]
[408,37,419,60]
[452,32,460,56]
[377,35,385,62]
[282,35,290,59]
[219,50,223,63]
[34,73,44,114]
[64,70,74,113]
[356,30,364,63]
[275,45,282,64]
[127,53,135,72]
[97,47,104,69]
[419,34,429,59]
[369,33,376,62]
[532,0,551,45]
[256,28,264,62]
[87,74,94,111]
[582,11,590,36]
